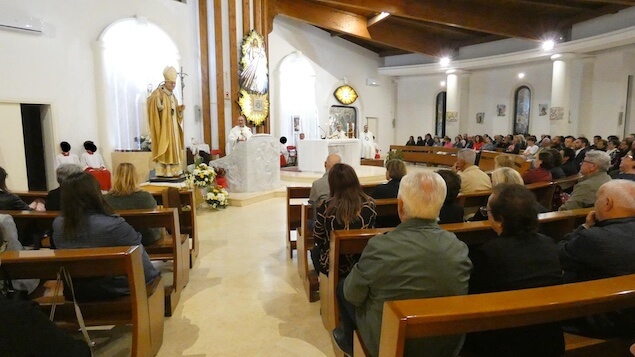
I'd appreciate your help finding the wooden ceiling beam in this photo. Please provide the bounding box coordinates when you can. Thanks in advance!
[572,0,635,5]
[311,0,560,40]
[275,0,453,56]
[558,3,627,27]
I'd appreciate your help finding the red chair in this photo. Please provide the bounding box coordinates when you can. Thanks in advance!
[287,146,297,166]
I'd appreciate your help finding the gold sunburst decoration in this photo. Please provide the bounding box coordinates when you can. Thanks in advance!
[334,85,358,105]
[238,89,269,126]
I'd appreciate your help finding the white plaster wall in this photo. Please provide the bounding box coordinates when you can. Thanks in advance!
[269,17,395,155]
[0,0,202,173]
[393,76,444,143]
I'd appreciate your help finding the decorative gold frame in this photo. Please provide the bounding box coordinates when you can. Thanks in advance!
[334,85,358,105]
[238,89,269,126]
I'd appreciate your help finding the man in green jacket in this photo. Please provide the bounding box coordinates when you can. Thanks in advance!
[334,171,472,356]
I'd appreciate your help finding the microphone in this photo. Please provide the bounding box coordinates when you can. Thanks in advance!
[318,126,326,139]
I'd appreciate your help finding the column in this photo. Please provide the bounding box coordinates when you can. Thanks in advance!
[445,69,469,139]
[550,53,576,136]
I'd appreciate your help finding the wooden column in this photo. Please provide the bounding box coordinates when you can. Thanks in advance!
[229,0,240,127]
[243,0,251,34]
[214,0,226,156]
[198,0,212,146]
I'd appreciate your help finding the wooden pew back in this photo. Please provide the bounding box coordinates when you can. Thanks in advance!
[1,208,187,317]
[377,274,635,356]
[326,208,592,334]
[0,246,163,357]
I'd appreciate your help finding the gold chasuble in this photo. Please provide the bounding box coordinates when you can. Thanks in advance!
[147,67,184,177]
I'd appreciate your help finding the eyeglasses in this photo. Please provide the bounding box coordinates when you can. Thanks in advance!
[479,206,492,217]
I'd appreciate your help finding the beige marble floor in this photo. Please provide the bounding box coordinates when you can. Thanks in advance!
[153,198,334,357]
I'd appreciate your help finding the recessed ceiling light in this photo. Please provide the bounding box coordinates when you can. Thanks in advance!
[542,40,555,51]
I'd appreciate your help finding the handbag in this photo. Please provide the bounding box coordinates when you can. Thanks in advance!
[49,266,95,354]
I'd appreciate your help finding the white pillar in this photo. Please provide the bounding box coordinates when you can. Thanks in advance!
[550,53,576,136]
[445,69,469,139]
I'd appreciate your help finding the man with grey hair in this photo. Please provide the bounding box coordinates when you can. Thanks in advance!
[452,148,492,193]
[45,163,83,211]
[333,172,472,356]
[559,150,611,211]
[558,179,635,337]
[308,153,341,209]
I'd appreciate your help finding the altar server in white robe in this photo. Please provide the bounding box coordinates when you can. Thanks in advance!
[360,125,375,159]
[228,115,253,153]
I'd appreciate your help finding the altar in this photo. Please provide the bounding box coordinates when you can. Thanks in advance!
[296,139,361,172]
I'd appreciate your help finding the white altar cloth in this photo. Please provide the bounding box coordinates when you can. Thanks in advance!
[210,134,281,193]
[297,139,361,172]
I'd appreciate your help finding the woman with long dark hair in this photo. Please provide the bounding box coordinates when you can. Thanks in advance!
[52,172,159,300]
[311,164,376,276]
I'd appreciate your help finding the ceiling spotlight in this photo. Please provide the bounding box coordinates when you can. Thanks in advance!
[518,72,525,79]
[439,57,451,68]
[440,81,446,87]
[542,40,555,51]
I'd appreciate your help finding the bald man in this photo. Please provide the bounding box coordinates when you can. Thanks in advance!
[308,154,341,208]
[559,179,635,281]
[558,179,635,337]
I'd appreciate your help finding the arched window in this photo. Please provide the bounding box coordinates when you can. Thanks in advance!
[514,86,531,135]
[435,91,447,137]
[98,19,180,150]
[278,52,318,143]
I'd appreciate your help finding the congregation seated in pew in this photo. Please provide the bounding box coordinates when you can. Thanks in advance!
[465,184,564,357]
[369,159,405,199]
[311,163,376,277]
[559,150,611,211]
[52,172,160,301]
[334,171,472,356]
[558,179,635,338]
[452,149,491,194]
[105,163,161,245]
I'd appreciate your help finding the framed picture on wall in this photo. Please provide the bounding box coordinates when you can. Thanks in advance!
[539,104,548,116]
[496,104,506,116]
[476,112,484,124]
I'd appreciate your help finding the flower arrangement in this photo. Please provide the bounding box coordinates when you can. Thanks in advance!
[186,162,216,188]
[205,185,229,209]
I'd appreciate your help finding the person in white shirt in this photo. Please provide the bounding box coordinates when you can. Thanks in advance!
[227,115,253,153]
[359,125,375,159]
[54,141,81,169]
[522,137,540,159]
[329,124,347,139]
[80,141,106,170]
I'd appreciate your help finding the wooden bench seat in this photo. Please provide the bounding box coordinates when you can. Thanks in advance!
[14,187,199,268]
[367,273,635,356]
[0,246,164,357]
[324,208,592,332]
[1,208,188,317]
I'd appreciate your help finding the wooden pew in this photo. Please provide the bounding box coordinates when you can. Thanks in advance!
[2,208,188,317]
[154,187,198,267]
[15,187,199,267]
[0,246,164,357]
[287,186,312,258]
[297,198,399,303]
[389,145,459,167]
[368,274,635,356]
[325,208,592,332]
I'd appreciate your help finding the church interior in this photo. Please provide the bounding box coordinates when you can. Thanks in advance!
[2,0,635,356]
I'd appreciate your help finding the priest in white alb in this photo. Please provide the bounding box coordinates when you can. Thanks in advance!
[228,115,253,152]
[360,125,375,159]
[329,124,347,139]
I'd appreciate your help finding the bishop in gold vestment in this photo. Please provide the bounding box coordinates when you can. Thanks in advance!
[147,66,185,177]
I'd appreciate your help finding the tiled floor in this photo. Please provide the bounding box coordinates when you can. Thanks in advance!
[155,198,334,356]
